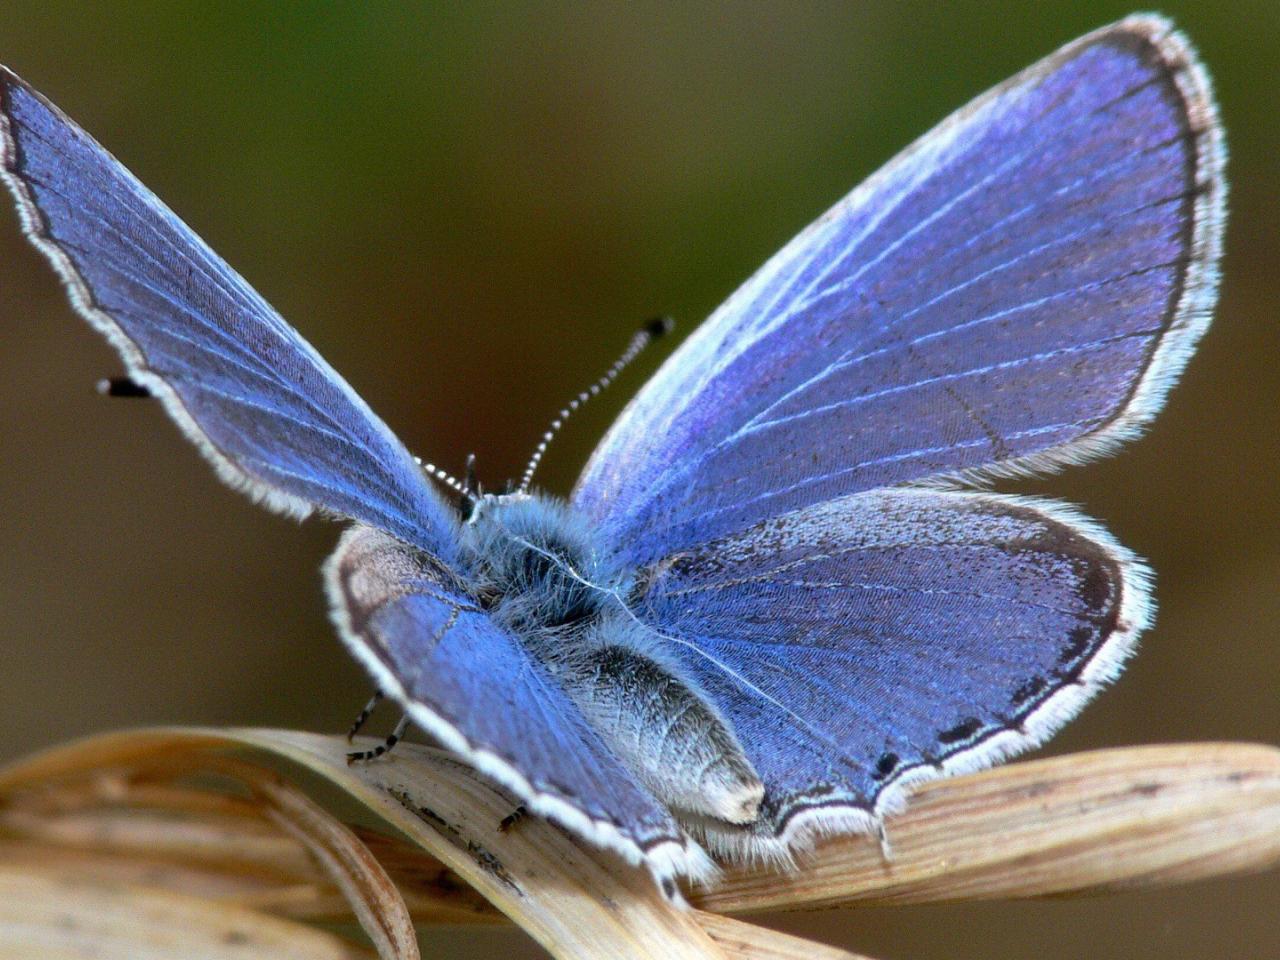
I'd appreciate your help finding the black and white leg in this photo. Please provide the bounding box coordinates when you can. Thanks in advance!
[346,714,409,764]
[346,689,384,741]
[875,818,894,861]
[498,805,528,832]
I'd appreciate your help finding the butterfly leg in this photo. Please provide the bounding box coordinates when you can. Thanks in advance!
[498,805,528,833]
[875,818,894,862]
[346,689,384,741]
[346,714,408,764]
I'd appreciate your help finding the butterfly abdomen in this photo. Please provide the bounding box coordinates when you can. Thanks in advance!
[553,635,764,825]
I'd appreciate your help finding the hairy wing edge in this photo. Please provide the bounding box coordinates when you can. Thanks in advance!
[911,17,1225,490]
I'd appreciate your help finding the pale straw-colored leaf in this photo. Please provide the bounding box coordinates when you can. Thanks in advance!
[0,838,323,907]
[3,728,1278,960]
[235,761,420,960]
[352,826,500,923]
[0,866,375,960]
[0,764,494,925]
[0,785,312,875]
[695,911,876,960]
[244,728,731,959]
[0,727,728,959]
[695,741,1280,913]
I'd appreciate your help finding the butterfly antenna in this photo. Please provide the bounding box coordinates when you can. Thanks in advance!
[463,453,481,499]
[518,315,674,494]
[417,454,482,517]
[415,456,468,497]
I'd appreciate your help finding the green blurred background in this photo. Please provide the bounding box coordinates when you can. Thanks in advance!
[0,2,1275,957]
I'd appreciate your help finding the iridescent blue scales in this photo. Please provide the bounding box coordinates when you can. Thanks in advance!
[0,14,1225,891]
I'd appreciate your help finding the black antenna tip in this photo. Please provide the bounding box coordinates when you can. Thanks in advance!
[644,315,675,338]
[97,376,152,398]
[519,315,673,493]
[457,454,481,517]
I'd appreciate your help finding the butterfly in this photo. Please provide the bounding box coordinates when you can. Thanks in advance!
[0,14,1225,893]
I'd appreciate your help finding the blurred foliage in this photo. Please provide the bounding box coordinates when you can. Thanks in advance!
[0,3,1276,958]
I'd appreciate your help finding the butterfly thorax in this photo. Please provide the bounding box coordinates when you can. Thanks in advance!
[458,492,765,825]
[460,493,622,633]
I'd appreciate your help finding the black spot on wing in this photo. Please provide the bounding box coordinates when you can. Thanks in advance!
[1058,625,1096,665]
[937,717,983,745]
[1011,675,1048,707]
[872,752,900,781]
[1076,557,1117,613]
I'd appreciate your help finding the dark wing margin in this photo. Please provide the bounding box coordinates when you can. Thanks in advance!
[631,489,1148,863]
[324,525,714,886]
[0,66,459,558]
[574,15,1225,568]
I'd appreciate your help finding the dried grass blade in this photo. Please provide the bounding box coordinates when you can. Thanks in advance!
[0,727,733,959]
[0,865,374,959]
[696,742,1280,913]
[0,839,323,907]
[247,768,421,960]
[696,911,879,959]
[231,728,731,960]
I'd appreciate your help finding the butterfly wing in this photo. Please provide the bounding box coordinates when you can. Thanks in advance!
[325,525,711,886]
[633,489,1147,857]
[0,68,457,557]
[0,67,711,883]
[574,16,1224,568]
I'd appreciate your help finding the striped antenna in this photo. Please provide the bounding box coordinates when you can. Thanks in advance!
[519,316,674,493]
[415,456,468,497]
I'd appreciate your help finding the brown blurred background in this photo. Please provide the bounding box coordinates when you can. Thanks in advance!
[0,2,1275,957]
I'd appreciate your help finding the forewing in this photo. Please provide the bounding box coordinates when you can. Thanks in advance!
[325,525,711,885]
[0,68,457,557]
[575,16,1224,567]
[633,490,1147,858]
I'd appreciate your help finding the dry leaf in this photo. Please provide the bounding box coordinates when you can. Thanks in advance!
[2,727,1278,960]
[696,741,1280,912]
[0,866,375,960]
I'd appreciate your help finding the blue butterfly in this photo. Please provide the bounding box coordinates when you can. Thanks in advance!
[0,14,1225,891]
